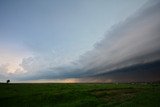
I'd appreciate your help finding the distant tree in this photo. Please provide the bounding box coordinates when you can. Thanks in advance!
[6,80,10,84]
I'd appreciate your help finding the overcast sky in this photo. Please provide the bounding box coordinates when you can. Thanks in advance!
[1,0,160,83]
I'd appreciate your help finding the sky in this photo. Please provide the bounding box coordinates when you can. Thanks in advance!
[0,0,160,83]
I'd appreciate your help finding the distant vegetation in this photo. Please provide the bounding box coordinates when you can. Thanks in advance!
[0,83,160,107]
[6,80,10,84]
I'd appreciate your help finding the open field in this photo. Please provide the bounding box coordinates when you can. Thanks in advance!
[0,83,160,107]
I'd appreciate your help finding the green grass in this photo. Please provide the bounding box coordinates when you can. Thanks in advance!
[0,83,160,107]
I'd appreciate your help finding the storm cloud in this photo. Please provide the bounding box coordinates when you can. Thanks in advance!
[78,1,160,75]
[4,0,160,82]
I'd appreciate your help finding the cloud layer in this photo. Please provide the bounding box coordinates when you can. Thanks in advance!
[1,0,160,82]
[78,0,160,76]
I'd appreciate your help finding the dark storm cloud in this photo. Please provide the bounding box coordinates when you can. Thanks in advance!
[77,0,160,76]
[17,0,160,82]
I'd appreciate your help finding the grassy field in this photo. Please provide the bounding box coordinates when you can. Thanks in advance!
[0,83,160,107]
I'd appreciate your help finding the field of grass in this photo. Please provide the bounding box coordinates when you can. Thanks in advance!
[0,83,160,107]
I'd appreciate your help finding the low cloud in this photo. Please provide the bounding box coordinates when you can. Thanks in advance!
[3,0,160,82]
[78,0,160,76]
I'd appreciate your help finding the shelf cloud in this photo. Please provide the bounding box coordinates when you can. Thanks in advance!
[1,0,160,82]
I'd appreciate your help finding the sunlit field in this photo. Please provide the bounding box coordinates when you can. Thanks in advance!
[0,83,160,107]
